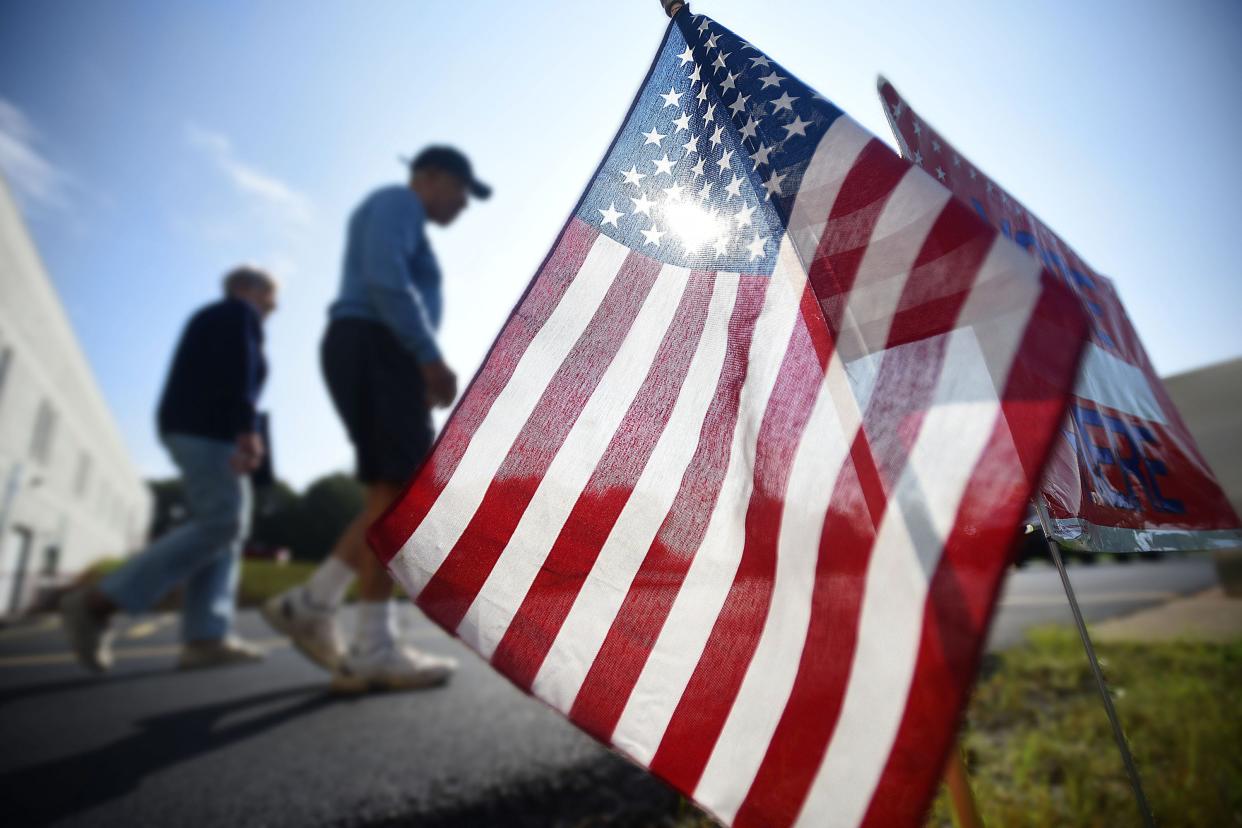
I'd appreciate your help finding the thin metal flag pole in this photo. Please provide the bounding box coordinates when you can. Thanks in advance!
[1034,497,1156,827]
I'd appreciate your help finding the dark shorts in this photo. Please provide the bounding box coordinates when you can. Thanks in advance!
[321,318,434,484]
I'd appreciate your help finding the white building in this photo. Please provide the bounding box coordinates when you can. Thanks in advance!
[0,175,151,616]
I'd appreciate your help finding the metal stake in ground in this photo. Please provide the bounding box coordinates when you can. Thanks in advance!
[1035,498,1156,827]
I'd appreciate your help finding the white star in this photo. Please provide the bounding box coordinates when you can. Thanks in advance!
[653,153,675,176]
[677,45,695,66]
[729,92,750,117]
[952,154,961,167]
[598,202,622,227]
[698,18,710,34]
[721,71,738,93]
[783,114,810,138]
[700,181,713,201]
[691,157,706,179]
[771,91,798,112]
[621,165,646,187]
[664,182,686,201]
[912,150,923,166]
[913,120,922,135]
[642,127,666,146]
[890,100,903,118]
[750,55,771,68]
[986,181,994,194]
[759,71,785,89]
[724,172,744,198]
[705,33,720,51]
[661,87,683,108]
[697,84,709,104]
[672,111,692,133]
[717,148,735,172]
[750,143,773,168]
[747,233,769,261]
[689,64,702,84]
[935,166,946,181]
[709,124,725,147]
[642,225,665,247]
[740,117,758,140]
[704,104,717,125]
[969,167,978,180]
[762,170,786,200]
[712,234,730,257]
[713,52,729,72]
[682,133,697,155]
[931,138,941,153]
[734,202,756,228]
[631,192,655,216]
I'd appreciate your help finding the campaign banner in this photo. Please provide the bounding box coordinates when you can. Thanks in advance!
[878,78,1242,553]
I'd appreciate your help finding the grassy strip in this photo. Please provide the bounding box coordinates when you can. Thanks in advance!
[85,558,335,606]
[926,628,1242,827]
[671,629,1241,827]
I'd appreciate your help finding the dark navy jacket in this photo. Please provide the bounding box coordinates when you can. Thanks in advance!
[157,297,267,441]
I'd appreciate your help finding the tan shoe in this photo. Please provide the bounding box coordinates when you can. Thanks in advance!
[178,636,266,670]
[261,587,344,671]
[59,588,114,673]
[331,642,456,694]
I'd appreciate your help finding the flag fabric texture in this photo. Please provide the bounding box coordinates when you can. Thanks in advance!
[879,79,1242,554]
[370,10,1087,827]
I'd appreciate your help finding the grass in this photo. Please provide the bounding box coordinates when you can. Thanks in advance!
[928,628,1242,827]
[673,629,1242,827]
[87,558,319,607]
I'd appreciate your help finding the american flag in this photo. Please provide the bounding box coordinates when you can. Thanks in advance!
[370,10,1087,827]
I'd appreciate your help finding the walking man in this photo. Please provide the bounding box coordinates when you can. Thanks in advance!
[61,266,278,671]
[264,146,490,692]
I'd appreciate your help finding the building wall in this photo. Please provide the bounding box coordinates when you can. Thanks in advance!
[0,176,151,616]
[1163,357,1242,518]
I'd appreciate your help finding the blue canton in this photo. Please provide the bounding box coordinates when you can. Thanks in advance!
[575,12,844,275]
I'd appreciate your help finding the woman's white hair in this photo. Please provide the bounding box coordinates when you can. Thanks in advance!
[222,265,278,297]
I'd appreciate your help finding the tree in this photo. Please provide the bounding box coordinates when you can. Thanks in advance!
[147,478,187,538]
[250,480,301,551]
[146,472,364,562]
[288,473,364,561]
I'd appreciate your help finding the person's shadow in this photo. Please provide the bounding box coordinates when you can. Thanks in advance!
[0,682,335,825]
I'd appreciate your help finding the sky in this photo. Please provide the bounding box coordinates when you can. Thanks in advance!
[1,0,1240,489]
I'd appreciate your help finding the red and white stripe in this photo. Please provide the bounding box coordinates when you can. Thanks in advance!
[371,114,1086,828]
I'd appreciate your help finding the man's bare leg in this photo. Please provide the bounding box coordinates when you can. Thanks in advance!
[329,482,401,601]
[262,481,401,669]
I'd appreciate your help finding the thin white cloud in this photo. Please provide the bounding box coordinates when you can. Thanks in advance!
[0,97,74,211]
[185,123,312,225]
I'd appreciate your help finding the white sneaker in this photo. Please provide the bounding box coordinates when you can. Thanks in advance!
[331,642,457,694]
[178,636,266,670]
[59,587,114,673]
[261,587,344,671]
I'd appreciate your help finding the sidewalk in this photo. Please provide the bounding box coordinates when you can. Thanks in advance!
[1092,586,1242,643]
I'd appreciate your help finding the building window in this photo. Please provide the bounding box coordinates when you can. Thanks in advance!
[29,398,58,465]
[0,345,12,411]
[41,545,60,576]
[74,452,93,497]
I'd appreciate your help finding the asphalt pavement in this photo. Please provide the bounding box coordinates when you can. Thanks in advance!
[0,554,1221,827]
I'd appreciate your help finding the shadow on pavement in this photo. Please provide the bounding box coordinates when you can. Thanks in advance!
[0,684,335,825]
[0,665,174,707]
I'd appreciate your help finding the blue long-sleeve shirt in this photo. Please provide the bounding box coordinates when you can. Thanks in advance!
[157,297,267,441]
[328,185,443,362]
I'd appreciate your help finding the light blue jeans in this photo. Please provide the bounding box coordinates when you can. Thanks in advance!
[101,433,251,642]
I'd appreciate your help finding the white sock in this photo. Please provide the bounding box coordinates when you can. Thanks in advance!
[302,556,354,610]
[353,600,397,652]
